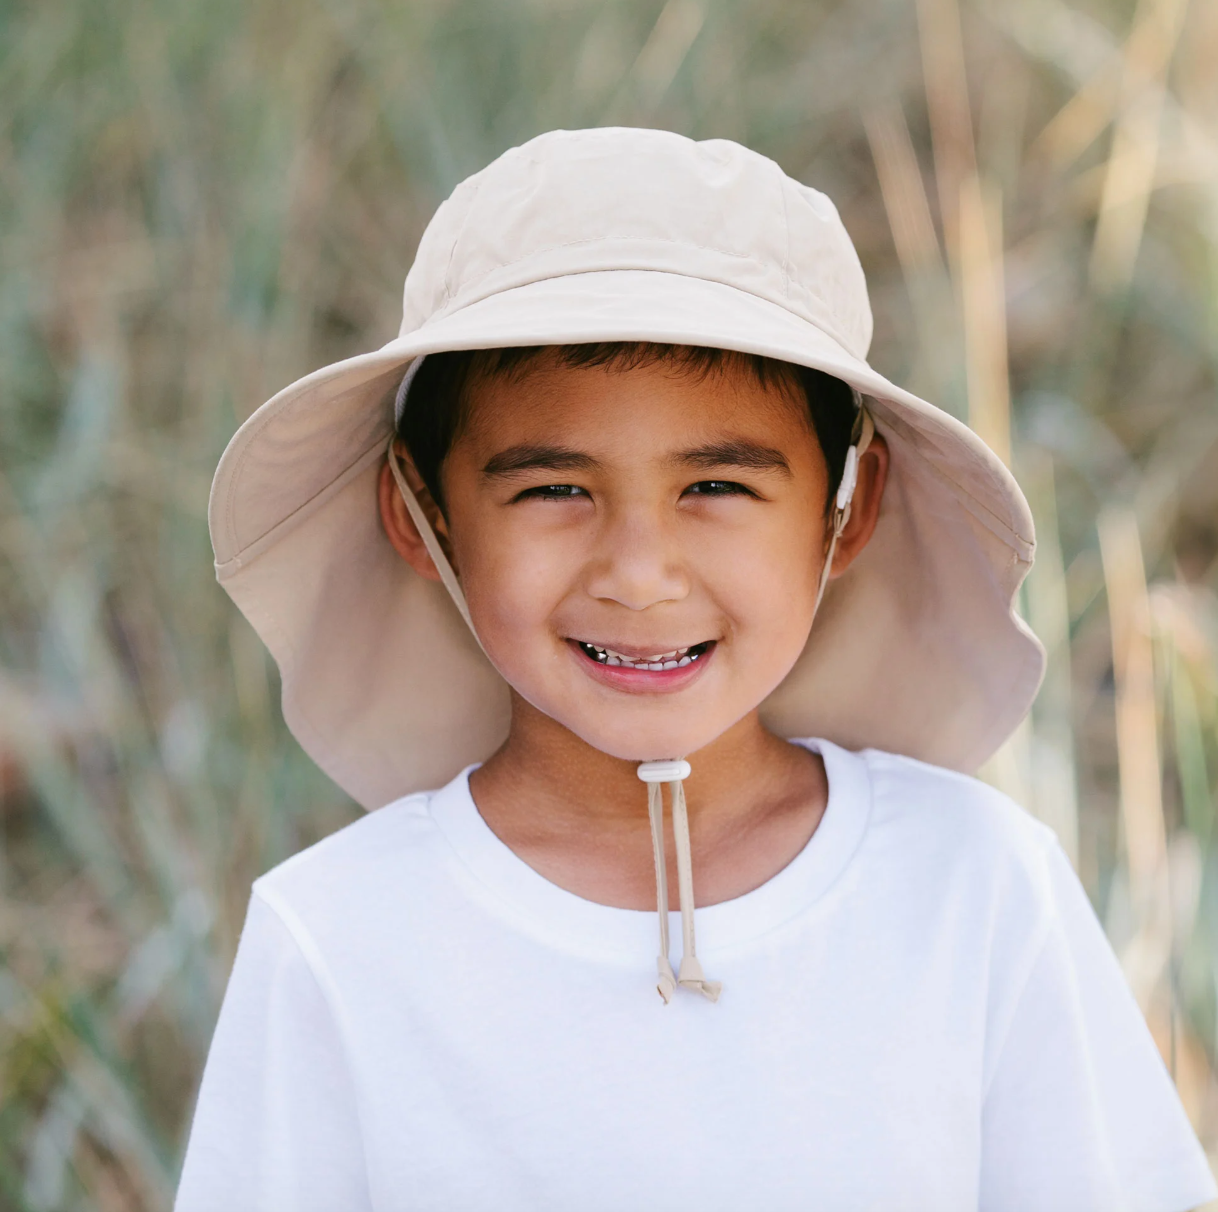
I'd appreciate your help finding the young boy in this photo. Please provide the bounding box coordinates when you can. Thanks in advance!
[179,128,1215,1210]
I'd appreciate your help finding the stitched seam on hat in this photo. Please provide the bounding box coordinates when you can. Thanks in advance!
[929,463,1033,556]
[217,358,396,560]
[220,380,324,559]
[457,233,746,266]
[441,175,487,309]
[216,350,408,561]
[868,402,1035,553]
[439,233,756,291]
[780,182,795,300]
[216,437,389,574]
[430,258,860,360]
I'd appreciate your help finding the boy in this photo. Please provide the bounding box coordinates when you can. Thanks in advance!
[178,128,1215,1209]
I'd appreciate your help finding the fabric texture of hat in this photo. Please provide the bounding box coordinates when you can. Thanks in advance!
[209,127,1045,811]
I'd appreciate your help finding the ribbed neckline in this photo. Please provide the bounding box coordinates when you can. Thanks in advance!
[427,738,872,964]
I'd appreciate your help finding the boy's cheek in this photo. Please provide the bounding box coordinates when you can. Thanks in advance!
[463,534,571,606]
[693,532,822,616]
[460,556,574,673]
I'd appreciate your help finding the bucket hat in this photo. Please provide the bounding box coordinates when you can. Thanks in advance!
[209,126,1045,817]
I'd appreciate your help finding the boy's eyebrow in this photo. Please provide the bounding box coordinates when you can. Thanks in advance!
[481,445,602,477]
[480,440,793,478]
[669,441,792,477]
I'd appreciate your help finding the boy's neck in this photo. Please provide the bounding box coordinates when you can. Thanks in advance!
[468,694,828,910]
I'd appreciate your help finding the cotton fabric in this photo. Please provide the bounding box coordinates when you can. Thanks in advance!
[176,741,1214,1212]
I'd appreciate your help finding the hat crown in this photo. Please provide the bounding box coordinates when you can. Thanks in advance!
[399,127,874,360]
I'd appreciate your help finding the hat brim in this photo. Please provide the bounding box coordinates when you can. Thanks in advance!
[211,269,1044,810]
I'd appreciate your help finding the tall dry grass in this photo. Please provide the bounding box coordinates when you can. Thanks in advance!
[1,0,1217,1205]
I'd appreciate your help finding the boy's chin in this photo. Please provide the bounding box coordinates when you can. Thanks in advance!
[567,719,729,765]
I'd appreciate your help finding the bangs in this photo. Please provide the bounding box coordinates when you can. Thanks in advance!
[397,342,859,516]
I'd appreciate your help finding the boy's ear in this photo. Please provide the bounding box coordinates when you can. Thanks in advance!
[378,442,455,582]
[829,432,890,580]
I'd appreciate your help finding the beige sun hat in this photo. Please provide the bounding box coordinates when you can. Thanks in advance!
[209,126,1045,813]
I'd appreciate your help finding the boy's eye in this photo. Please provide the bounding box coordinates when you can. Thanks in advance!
[684,480,756,498]
[516,484,589,501]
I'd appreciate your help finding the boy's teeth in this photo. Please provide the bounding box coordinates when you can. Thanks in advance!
[581,640,705,668]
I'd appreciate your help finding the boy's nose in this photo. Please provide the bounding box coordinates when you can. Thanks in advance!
[583,516,690,611]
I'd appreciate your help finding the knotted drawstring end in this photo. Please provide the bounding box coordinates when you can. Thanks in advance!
[677,955,722,1003]
[657,956,677,1004]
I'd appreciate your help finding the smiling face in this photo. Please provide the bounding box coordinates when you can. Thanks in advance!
[412,351,834,762]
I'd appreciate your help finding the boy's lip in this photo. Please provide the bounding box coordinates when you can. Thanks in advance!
[566,637,716,693]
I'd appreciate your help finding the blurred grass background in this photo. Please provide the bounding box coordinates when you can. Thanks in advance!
[1,0,1217,1204]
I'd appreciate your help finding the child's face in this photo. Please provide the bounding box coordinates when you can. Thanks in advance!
[386,353,878,763]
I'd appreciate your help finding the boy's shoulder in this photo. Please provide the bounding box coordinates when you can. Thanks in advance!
[835,744,1074,973]
[251,785,449,923]
[846,742,1062,889]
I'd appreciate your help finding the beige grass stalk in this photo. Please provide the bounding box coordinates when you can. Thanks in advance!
[1098,508,1173,1016]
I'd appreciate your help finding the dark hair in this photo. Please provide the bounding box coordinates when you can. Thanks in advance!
[395,342,858,517]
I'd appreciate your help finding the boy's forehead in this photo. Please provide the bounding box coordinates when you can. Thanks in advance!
[461,352,812,447]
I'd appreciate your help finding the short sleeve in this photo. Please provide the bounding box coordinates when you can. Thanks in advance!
[979,839,1216,1212]
[175,890,374,1212]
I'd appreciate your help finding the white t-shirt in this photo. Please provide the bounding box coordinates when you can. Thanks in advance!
[176,740,1214,1211]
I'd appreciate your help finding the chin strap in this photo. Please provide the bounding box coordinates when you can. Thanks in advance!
[385,431,488,656]
[636,759,722,1004]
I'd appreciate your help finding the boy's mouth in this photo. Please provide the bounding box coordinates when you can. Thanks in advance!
[572,639,714,670]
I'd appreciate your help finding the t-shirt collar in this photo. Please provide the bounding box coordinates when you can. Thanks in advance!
[427,737,872,963]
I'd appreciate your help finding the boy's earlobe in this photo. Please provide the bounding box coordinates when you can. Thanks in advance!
[378,446,453,583]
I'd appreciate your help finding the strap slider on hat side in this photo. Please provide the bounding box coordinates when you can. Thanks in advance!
[814,406,875,614]
[835,445,859,514]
